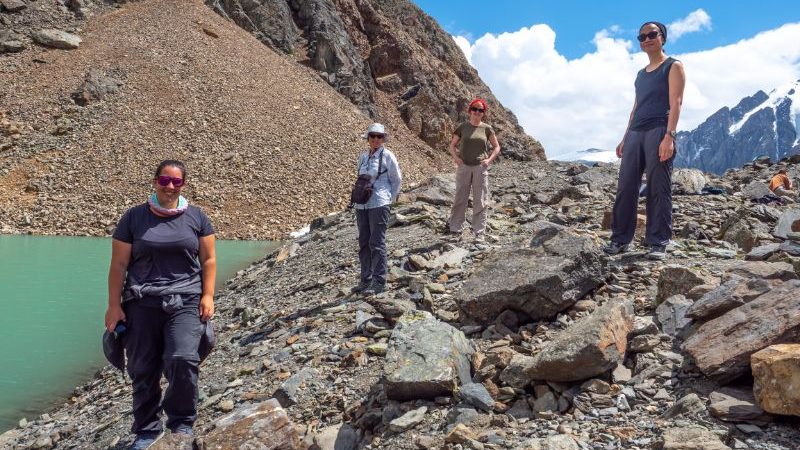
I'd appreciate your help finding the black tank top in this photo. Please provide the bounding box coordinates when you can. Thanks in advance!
[630,57,677,131]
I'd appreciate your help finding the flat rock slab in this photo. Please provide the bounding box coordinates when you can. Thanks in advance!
[686,277,772,321]
[725,261,797,281]
[745,243,781,261]
[742,181,773,200]
[460,221,605,324]
[201,399,300,449]
[752,344,800,416]
[501,299,633,384]
[709,387,772,424]
[519,434,580,450]
[773,208,800,239]
[0,0,26,12]
[384,310,474,400]
[683,282,800,383]
[388,406,427,433]
[410,173,456,206]
[655,294,692,336]
[32,29,82,50]
[661,427,731,450]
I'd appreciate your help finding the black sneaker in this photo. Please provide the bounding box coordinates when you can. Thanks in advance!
[351,281,371,293]
[362,283,385,295]
[602,241,629,255]
[130,431,165,450]
[646,245,667,260]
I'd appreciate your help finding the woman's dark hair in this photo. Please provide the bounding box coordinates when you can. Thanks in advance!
[154,159,187,179]
[640,21,667,44]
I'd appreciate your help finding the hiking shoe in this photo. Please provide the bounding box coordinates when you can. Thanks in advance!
[646,245,667,260]
[362,283,385,295]
[170,424,193,436]
[602,241,629,255]
[130,431,165,450]
[351,281,371,293]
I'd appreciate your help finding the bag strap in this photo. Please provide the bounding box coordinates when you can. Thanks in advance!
[360,148,386,179]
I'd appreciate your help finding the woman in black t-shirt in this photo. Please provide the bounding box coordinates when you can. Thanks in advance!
[104,159,216,449]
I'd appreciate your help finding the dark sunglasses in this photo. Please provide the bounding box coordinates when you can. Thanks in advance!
[367,133,385,139]
[156,175,184,187]
[637,31,661,42]
[469,107,485,113]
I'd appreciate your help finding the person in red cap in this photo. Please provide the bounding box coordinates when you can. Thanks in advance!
[447,98,501,241]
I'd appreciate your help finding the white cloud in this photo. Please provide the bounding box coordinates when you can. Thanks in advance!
[458,22,800,160]
[668,9,712,40]
[452,35,472,64]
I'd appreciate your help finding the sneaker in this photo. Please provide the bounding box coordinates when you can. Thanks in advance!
[130,431,165,450]
[602,241,629,255]
[646,245,667,260]
[170,424,193,436]
[362,283,385,295]
[351,280,371,293]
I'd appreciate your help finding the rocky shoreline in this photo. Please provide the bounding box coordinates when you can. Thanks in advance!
[3,157,800,450]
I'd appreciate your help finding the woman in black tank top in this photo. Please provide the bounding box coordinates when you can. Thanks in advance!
[603,21,686,261]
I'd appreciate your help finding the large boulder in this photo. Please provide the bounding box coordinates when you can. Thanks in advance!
[201,399,301,449]
[672,168,707,194]
[384,310,474,400]
[656,265,716,305]
[751,344,800,416]
[500,299,633,384]
[460,221,606,324]
[683,282,800,383]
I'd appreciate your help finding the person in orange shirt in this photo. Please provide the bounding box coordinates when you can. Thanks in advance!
[769,169,796,199]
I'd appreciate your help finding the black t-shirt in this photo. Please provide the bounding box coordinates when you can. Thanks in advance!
[112,204,214,299]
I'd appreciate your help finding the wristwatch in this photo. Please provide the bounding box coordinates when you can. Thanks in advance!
[667,130,677,139]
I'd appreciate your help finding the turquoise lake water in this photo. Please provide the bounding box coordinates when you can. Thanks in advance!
[0,235,279,432]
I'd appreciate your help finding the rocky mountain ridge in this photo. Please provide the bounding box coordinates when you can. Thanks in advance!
[205,0,544,161]
[4,157,800,449]
[676,80,800,175]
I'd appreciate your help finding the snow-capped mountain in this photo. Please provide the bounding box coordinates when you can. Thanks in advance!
[549,148,618,164]
[675,80,800,174]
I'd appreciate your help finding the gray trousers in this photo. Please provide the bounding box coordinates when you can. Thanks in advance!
[123,295,204,434]
[449,164,490,234]
[611,126,674,246]
[356,206,390,286]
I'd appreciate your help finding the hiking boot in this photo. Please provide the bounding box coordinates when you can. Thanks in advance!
[351,280,371,293]
[170,424,193,436]
[130,431,165,450]
[362,283,385,296]
[602,241,629,255]
[646,245,667,261]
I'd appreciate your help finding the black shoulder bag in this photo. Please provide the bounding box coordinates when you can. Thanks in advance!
[350,149,386,207]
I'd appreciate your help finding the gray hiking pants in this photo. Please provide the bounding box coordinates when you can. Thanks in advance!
[123,295,204,434]
[356,206,390,286]
[449,163,490,234]
[610,126,674,246]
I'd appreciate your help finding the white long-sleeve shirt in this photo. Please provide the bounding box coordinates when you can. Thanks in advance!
[353,145,402,209]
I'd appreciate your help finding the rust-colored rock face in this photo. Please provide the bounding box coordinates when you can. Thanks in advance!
[751,344,800,417]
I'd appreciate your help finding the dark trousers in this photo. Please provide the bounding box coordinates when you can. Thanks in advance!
[611,126,674,246]
[356,206,390,286]
[123,296,204,434]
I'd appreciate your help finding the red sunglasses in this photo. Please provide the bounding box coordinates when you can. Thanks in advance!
[156,175,184,187]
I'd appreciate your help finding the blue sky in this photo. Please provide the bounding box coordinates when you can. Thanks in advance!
[412,1,800,159]
[413,1,800,58]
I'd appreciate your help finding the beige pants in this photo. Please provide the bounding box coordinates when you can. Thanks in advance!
[449,163,490,234]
